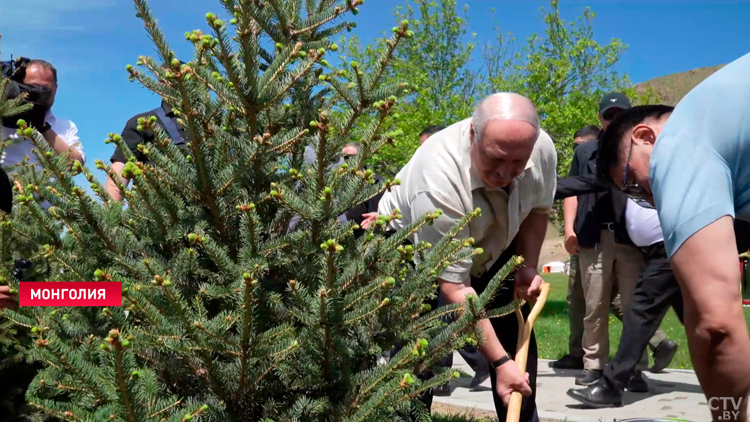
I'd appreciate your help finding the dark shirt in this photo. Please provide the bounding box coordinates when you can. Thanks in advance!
[564,140,632,248]
[110,101,187,164]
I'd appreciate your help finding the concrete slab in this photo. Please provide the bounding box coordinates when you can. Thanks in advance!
[433,353,714,422]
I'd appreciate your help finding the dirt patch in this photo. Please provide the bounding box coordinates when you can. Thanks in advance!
[432,402,559,422]
[431,402,498,420]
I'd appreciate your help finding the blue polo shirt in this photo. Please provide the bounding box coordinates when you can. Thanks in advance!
[650,52,750,257]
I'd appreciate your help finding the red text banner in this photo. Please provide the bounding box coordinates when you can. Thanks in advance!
[18,282,122,307]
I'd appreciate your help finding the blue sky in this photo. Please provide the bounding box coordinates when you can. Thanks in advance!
[1,0,749,189]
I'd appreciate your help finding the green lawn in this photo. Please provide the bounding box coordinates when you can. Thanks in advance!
[536,273,750,370]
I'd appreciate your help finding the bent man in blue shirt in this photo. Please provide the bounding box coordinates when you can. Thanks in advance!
[596,51,750,421]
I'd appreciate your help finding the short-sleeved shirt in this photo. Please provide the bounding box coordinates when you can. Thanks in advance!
[377,118,557,283]
[2,109,85,167]
[110,101,187,164]
[650,51,750,257]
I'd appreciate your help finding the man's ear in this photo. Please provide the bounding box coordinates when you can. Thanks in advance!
[469,123,475,144]
[631,124,657,146]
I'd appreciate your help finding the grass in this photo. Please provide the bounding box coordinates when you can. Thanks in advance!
[536,273,750,370]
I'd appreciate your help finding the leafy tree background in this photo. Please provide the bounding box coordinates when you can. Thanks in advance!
[344,0,656,229]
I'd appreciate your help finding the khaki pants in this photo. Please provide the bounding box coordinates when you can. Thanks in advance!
[579,230,646,370]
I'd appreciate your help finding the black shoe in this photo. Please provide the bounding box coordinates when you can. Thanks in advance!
[549,354,584,370]
[433,382,451,396]
[575,369,603,386]
[469,370,490,389]
[567,377,623,408]
[626,371,649,393]
[651,339,678,373]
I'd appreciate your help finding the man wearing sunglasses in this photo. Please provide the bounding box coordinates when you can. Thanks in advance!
[596,52,750,421]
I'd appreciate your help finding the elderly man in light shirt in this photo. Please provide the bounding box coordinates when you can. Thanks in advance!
[375,93,557,422]
[1,59,85,168]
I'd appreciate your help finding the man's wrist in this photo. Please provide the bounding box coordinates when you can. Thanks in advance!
[491,353,512,370]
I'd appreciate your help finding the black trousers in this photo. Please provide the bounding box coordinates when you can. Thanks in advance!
[392,239,538,422]
[603,241,684,391]
[464,241,539,422]
[435,292,490,376]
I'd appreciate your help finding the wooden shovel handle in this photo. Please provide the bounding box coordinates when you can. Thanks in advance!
[505,282,551,422]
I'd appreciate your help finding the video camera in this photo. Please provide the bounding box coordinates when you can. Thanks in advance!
[1,56,53,106]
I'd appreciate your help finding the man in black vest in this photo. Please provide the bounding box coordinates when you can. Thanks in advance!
[105,98,186,201]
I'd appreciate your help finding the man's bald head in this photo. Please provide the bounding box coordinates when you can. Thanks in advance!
[472,93,540,143]
[469,93,540,189]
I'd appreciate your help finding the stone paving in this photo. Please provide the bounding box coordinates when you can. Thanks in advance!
[433,353,716,422]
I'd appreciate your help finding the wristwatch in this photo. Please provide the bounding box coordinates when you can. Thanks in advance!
[40,122,51,133]
[491,353,512,369]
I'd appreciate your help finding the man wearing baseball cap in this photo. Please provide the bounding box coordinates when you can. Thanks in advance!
[598,93,631,130]
[559,92,676,387]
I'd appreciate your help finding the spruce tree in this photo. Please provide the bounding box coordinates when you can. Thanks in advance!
[0,1,523,421]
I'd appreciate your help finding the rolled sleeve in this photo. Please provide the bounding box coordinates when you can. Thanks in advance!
[410,191,471,283]
[652,145,735,257]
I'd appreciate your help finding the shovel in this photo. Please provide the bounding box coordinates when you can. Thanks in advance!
[506,281,551,422]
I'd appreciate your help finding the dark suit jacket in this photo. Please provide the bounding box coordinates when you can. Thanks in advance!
[560,141,633,248]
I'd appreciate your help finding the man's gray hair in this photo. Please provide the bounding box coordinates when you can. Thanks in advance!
[471,93,539,142]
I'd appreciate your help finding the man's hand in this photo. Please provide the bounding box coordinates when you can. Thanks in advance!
[361,212,378,229]
[495,360,532,407]
[0,285,17,309]
[564,230,579,254]
[515,266,543,302]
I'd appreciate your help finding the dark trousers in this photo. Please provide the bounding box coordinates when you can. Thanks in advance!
[395,240,538,422]
[435,292,490,376]
[471,241,539,422]
[603,241,684,391]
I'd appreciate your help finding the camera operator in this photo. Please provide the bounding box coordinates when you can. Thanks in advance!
[1,59,85,168]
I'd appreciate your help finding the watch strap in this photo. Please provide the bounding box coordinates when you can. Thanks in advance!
[490,353,512,369]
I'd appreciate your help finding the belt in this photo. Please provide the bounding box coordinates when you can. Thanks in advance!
[601,222,614,232]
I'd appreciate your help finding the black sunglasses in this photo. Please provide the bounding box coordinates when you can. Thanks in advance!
[622,142,654,209]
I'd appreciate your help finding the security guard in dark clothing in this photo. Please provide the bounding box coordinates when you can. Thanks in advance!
[105,99,186,201]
